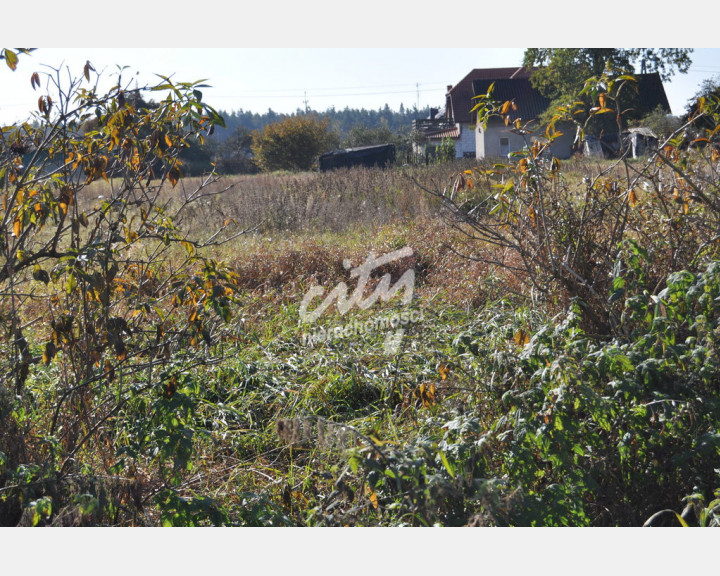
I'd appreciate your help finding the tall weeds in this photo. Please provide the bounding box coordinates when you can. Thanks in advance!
[424,72,720,336]
[157,163,475,234]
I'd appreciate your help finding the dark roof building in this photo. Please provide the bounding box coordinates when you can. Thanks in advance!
[445,67,535,124]
[433,66,672,160]
[471,77,551,121]
[634,73,672,114]
[318,144,396,171]
[445,66,671,126]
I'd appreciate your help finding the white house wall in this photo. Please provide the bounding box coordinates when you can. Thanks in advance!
[548,126,575,159]
[475,123,528,159]
[455,123,476,158]
[476,122,575,159]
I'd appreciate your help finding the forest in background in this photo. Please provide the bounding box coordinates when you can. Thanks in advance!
[198,104,431,175]
[212,104,430,140]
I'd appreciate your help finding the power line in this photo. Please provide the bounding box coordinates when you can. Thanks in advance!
[227,81,449,95]
[212,87,444,100]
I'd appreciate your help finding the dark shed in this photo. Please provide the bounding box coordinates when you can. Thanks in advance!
[318,144,396,171]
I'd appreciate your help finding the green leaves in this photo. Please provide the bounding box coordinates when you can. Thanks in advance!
[470,82,496,131]
[1,48,19,70]
[453,257,720,525]
[524,48,690,105]
[156,489,229,526]
[251,114,336,171]
[27,497,53,526]
[438,450,456,478]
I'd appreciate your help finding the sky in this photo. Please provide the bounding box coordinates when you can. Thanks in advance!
[2,47,720,125]
[3,2,719,124]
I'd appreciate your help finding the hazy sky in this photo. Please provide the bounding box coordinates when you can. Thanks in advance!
[2,47,718,125]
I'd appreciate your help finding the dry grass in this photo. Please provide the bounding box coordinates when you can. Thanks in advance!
[110,160,549,314]
[70,161,513,314]
[154,163,476,234]
[201,218,523,324]
[35,157,638,330]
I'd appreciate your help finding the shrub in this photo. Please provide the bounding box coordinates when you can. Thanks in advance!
[421,71,720,336]
[0,55,240,525]
[251,115,338,172]
[316,263,720,526]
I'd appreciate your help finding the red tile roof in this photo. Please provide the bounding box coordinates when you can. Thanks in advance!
[424,125,461,140]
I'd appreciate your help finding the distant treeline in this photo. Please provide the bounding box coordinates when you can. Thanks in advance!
[177,104,432,175]
[211,104,432,141]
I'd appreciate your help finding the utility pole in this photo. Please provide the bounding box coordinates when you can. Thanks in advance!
[303,91,309,113]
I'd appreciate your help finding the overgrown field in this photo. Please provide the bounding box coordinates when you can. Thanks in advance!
[3,153,720,527]
[2,70,720,526]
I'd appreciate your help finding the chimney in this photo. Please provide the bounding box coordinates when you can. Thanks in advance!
[446,85,453,93]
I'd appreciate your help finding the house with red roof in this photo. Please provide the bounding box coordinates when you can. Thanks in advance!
[411,108,465,161]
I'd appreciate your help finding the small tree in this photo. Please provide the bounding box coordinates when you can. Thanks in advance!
[685,75,720,130]
[639,105,682,140]
[436,137,456,163]
[424,71,720,335]
[0,52,244,525]
[523,48,693,104]
[341,124,394,148]
[251,114,338,172]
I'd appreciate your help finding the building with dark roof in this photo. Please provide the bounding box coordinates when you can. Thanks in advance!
[412,67,549,159]
[447,67,534,125]
[469,69,570,158]
[424,66,672,160]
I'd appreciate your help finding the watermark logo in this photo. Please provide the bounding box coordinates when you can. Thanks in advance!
[298,247,419,354]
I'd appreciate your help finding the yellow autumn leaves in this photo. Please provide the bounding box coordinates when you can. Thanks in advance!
[7,186,76,239]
